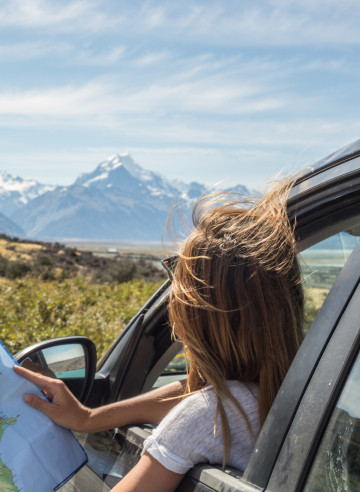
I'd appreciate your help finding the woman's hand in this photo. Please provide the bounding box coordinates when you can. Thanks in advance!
[13,364,92,432]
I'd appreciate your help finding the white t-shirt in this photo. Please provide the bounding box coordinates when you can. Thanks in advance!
[143,380,260,474]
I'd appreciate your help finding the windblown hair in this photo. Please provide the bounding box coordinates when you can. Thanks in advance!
[168,180,304,467]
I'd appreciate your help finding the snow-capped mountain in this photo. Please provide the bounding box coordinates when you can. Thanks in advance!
[1,155,249,241]
[0,171,55,218]
[74,154,205,202]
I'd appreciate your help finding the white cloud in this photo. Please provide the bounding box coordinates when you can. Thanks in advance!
[140,4,167,29]
[0,0,117,32]
[127,1,360,46]
[1,0,360,46]
[0,39,126,66]
[135,51,171,67]
[0,83,107,117]
[0,41,71,60]
[0,68,286,120]
[74,46,126,66]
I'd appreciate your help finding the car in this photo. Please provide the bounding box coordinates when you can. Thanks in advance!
[15,139,360,491]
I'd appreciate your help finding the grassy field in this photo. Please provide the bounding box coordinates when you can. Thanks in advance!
[0,235,165,358]
[0,276,162,358]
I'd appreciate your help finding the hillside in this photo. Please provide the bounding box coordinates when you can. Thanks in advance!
[0,234,166,283]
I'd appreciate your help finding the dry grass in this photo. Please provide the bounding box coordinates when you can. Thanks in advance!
[0,239,44,261]
[304,286,329,310]
[303,286,330,331]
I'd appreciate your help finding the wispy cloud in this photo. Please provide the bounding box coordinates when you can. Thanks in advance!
[160,1,360,45]
[135,51,171,67]
[0,0,117,32]
[0,84,101,117]
[0,73,285,121]
[0,43,353,132]
[0,40,71,60]
[1,0,360,45]
[124,1,360,46]
[74,46,126,66]
[0,40,126,66]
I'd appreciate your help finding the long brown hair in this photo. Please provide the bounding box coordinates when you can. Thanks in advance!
[168,180,304,467]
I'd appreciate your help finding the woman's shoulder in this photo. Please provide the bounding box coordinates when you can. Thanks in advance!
[155,380,259,433]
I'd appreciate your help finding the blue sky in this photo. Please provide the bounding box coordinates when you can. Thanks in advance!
[1,0,360,189]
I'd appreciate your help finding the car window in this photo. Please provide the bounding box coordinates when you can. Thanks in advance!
[299,231,359,331]
[302,349,360,491]
[153,232,360,389]
[152,347,187,388]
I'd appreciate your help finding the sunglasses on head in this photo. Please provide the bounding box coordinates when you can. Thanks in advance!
[161,255,178,281]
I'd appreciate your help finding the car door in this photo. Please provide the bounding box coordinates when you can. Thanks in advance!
[265,246,360,491]
[64,140,360,491]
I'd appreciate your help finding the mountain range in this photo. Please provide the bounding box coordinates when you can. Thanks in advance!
[0,155,248,241]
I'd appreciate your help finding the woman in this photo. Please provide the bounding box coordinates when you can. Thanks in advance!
[14,180,304,492]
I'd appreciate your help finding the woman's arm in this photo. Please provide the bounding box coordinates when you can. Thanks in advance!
[13,365,186,432]
[111,452,184,492]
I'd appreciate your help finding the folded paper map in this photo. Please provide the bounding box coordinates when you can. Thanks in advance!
[0,341,87,492]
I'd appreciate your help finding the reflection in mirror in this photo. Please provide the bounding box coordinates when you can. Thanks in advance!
[41,344,86,379]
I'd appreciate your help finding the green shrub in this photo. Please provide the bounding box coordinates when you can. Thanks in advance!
[35,252,55,267]
[0,276,163,358]
[5,259,32,279]
[0,255,9,276]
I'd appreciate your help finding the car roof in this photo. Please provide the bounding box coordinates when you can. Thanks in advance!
[300,138,360,179]
[289,138,360,203]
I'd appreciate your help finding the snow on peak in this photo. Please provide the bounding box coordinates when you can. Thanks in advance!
[99,154,126,172]
[76,154,135,186]
[0,170,56,218]
[101,154,154,182]
[0,170,55,199]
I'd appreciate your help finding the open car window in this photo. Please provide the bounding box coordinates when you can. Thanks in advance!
[152,347,187,389]
[300,231,359,332]
[152,231,360,390]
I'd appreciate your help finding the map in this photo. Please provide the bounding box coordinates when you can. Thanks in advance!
[0,342,87,492]
[0,415,18,491]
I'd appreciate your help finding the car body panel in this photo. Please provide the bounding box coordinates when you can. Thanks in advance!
[267,277,360,491]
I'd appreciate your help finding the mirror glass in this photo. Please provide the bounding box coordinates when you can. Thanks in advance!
[41,344,86,379]
[23,343,86,380]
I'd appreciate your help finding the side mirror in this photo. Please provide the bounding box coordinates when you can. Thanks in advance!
[15,336,97,403]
